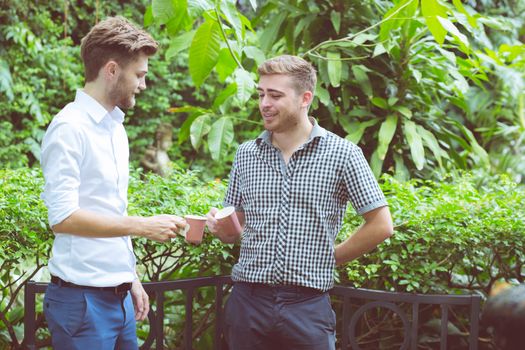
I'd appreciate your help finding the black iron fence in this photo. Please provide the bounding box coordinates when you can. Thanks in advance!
[23,276,481,350]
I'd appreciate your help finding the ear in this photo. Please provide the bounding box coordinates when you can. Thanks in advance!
[102,60,120,81]
[301,90,314,107]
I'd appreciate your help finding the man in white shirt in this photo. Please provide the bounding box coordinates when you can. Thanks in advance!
[40,16,185,350]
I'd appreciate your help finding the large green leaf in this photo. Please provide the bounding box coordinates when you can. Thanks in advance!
[417,125,447,167]
[377,115,398,160]
[294,14,316,39]
[370,148,383,178]
[220,0,243,40]
[316,83,330,107]
[379,0,417,43]
[216,47,238,82]
[144,5,154,27]
[166,30,195,59]
[352,65,372,97]
[179,111,207,144]
[170,106,210,144]
[243,46,266,66]
[213,83,237,110]
[460,125,490,166]
[327,51,341,88]
[152,0,176,24]
[190,114,211,150]
[187,0,214,13]
[421,0,448,45]
[330,10,341,34]
[208,117,234,161]
[189,19,222,87]
[403,120,425,170]
[341,119,379,144]
[452,0,477,28]
[438,17,470,52]
[393,154,410,181]
[234,68,256,104]
[371,97,388,109]
[259,12,286,52]
[165,0,189,36]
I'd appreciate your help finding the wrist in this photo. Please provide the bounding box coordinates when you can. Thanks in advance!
[124,216,144,237]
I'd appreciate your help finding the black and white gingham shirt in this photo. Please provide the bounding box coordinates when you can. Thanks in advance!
[224,118,387,291]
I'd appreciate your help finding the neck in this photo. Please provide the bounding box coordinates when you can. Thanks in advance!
[84,81,115,112]
[271,115,313,154]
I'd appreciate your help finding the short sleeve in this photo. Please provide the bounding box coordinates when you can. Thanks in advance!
[223,149,243,212]
[343,145,387,215]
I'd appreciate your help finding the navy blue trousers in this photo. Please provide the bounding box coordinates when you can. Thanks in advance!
[224,282,336,350]
[44,282,138,350]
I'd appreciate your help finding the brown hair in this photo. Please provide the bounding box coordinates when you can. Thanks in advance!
[257,55,317,94]
[80,16,158,82]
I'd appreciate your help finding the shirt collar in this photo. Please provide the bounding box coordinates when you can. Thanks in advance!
[75,90,125,124]
[257,117,327,147]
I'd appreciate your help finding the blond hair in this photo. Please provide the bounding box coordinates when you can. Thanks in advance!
[80,16,158,82]
[257,55,317,94]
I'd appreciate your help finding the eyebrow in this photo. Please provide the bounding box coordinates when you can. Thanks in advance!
[256,87,285,94]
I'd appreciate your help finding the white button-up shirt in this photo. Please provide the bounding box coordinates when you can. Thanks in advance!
[41,90,136,287]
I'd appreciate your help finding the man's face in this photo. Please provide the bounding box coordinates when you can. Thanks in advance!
[257,74,305,133]
[109,53,149,109]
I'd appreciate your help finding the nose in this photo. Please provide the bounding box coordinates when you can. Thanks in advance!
[139,77,146,91]
[260,95,271,108]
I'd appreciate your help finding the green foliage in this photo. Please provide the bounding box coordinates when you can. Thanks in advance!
[0,167,52,348]
[128,168,235,347]
[128,166,234,282]
[147,0,262,167]
[0,166,232,347]
[1,166,523,347]
[0,0,234,178]
[0,2,83,167]
[339,172,525,294]
[148,0,525,182]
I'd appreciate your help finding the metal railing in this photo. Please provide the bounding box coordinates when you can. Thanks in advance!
[23,276,481,350]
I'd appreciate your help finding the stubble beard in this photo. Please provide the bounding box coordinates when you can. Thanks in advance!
[109,76,135,110]
[262,109,300,134]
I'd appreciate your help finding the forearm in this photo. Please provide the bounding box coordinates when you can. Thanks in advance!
[52,209,144,238]
[335,207,393,265]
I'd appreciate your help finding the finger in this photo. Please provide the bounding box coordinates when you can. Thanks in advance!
[175,219,187,228]
[142,293,150,321]
[137,289,149,320]
[134,294,144,320]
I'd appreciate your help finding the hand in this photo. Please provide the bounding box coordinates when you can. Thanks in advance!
[131,279,149,321]
[205,207,220,234]
[134,215,186,242]
[205,207,241,244]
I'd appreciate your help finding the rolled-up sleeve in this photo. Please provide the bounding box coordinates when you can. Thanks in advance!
[40,122,83,226]
[343,145,388,215]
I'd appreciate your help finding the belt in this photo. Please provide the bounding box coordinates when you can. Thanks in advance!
[51,276,132,295]
[238,282,324,295]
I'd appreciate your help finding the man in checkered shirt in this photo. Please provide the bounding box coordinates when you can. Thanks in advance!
[206,55,393,350]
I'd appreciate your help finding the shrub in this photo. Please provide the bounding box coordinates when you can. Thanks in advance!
[1,167,523,348]
[339,172,525,295]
